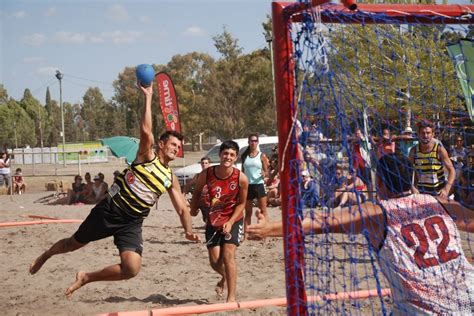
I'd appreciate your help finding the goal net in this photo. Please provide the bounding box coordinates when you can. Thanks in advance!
[271,1,474,314]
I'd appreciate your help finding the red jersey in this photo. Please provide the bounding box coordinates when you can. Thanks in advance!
[206,166,242,228]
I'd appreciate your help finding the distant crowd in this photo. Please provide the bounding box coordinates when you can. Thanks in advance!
[298,119,473,209]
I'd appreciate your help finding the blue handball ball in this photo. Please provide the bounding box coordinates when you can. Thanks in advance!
[136,64,155,87]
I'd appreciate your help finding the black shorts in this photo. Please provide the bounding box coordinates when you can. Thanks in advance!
[205,218,244,249]
[247,183,267,200]
[73,198,144,255]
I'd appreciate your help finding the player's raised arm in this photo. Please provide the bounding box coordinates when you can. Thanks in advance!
[135,84,155,164]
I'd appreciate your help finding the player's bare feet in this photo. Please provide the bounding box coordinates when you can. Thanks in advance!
[29,253,49,274]
[215,277,225,298]
[65,271,87,298]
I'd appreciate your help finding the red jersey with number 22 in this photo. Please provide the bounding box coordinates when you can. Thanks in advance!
[206,166,241,228]
[378,194,474,315]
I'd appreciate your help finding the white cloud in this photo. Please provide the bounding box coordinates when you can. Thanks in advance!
[183,26,206,37]
[101,30,142,44]
[44,7,56,17]
[13,11,27,18]
[105,5,129,21]
[89,36,104,44]
[36,67,57,76]
[53,32,87,44]
[23,57,44,64]
[22,33,46,46]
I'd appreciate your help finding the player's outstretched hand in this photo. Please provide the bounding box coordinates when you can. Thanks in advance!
[247,210,270,240]
[185,231,202,243]
[138,80,153,97]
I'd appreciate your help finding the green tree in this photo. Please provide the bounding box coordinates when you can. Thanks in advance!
[158,52,215,149]
[201,28,275,139]
[81,87,109,140]
[0,98,36,148]
[19,89,48,147]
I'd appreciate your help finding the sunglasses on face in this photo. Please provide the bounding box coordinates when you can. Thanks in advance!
[249,139,258,143]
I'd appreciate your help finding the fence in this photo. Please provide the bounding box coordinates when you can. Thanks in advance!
[9,147,110,176]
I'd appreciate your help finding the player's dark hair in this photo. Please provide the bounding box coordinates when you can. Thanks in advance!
[201,156,211,163]
[160,130,184,142]
[416,119,434,131]
[220,140,239,154]
[376,154,413,195]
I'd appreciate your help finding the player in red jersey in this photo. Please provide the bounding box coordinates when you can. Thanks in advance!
[190,140,249,303]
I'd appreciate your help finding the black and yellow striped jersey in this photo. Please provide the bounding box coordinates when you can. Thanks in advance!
[414,142,446,194]
[108,156,173,217]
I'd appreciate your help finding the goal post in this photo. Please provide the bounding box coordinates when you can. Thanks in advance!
[272,2,474,314]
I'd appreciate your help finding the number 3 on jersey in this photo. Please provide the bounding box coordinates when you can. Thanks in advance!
[401,215,460,269]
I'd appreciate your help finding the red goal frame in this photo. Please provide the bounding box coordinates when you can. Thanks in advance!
[271,2,474,314]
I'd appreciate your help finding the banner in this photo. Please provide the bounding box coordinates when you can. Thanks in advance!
[447,39,474,122]
[155,72,184,157]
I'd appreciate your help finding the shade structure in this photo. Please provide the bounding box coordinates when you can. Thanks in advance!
[101,136,139,164]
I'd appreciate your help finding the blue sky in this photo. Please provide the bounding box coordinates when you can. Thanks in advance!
[1,0,276,104]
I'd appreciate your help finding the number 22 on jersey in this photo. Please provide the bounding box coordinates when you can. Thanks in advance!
[401,215,460,269]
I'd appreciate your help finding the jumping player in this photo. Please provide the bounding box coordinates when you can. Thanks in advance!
[29,83,200,297]
[190,140,249,303]
[248,154,474,314]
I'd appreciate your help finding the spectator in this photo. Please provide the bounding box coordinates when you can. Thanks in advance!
[98,172,108,192]
[87,174,108,204]
[0,149,11,193]
[450,135,468,181]
[266,157,280,207]
[374,127,395,159]
[12,168,26,194]
[301,170,319,208]
[183,157,211,195]
[242,134,269,238]
[396,126,418,158]
[330,167,368,208]
[49,175,86,205]
[187,157,211,223]
[409,119,455,198]
[81,172,93,203]
[350,127,372,187]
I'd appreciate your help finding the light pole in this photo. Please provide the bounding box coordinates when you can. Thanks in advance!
[13,121,18,149]
[265,32,278,132]
[55,70,66,167]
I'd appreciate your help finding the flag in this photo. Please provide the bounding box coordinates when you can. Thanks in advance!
[155,72,184,157]
[447,39,474,122]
